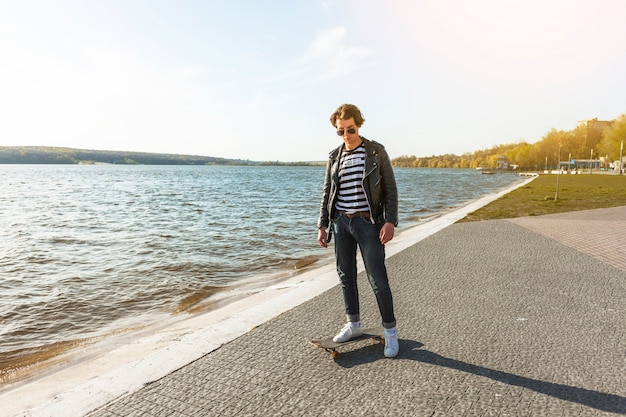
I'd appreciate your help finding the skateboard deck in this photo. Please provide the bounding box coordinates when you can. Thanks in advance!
[310,326,385,358]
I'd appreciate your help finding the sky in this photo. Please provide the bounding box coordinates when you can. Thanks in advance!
[1,0,626,162]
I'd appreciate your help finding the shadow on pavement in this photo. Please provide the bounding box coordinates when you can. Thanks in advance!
[329,340,625,413]
[400,341,626,414]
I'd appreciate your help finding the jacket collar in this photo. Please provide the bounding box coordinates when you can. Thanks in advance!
[329,136,374,159]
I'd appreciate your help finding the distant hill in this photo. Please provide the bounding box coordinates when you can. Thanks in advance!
[0,146,317,166]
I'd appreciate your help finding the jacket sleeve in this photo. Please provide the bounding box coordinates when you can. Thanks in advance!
[379,147,399,226]
[317,158,333,229]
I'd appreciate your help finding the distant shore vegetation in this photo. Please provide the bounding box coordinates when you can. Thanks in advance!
[2,114,624,168]
[0,146,320,166]
[392,114,626,170]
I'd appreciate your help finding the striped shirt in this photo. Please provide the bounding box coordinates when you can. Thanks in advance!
[335,144,369,214]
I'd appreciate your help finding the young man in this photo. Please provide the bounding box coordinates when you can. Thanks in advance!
[317,103,400,358]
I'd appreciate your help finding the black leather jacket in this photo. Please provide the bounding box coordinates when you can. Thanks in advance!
[318,137,398,230]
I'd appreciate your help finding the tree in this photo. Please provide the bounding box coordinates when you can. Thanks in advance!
[569,124,589,160]
[598,114,626,161]
[507,142,533,169]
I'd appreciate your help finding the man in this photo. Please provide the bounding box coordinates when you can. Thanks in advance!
[317,103,399,358]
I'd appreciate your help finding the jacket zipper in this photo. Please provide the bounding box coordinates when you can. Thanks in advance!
[362,156,376,224]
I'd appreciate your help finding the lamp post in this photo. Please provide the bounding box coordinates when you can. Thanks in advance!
[590,149,594,174]
[555,144,561,200]
[619,141,624,175]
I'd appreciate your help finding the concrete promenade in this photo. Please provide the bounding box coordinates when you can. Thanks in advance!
[11,203,625,416]
[77,205,625,417]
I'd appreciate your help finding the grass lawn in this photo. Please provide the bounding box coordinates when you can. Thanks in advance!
[459,173,626,222]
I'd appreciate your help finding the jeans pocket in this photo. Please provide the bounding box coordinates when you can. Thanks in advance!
[359,216,375,226]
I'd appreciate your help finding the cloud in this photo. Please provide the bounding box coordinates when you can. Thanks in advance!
[301,27,347,63]
[266,27,373,85]
[319,0,333,13]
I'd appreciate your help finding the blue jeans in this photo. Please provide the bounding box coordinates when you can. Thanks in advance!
[332,214,396,329]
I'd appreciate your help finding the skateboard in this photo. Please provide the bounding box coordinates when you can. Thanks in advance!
[310,327,385,359]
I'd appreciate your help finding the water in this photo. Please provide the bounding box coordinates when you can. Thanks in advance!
[0,165,523,378]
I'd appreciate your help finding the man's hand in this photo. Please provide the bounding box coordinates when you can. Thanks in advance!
[317,227,328,248]
[379,222,395,245]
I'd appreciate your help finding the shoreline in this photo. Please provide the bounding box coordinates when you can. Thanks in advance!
[1,176,535,417]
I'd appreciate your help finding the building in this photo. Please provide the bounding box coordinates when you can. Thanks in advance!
[576,118,613,136]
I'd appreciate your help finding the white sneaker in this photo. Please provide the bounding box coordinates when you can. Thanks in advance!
[384,327,399,358]
[333,321,363,343]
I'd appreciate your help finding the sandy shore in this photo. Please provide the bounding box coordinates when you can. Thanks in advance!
[1,176,535,417]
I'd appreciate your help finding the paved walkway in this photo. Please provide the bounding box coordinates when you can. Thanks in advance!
[39,207,626,416]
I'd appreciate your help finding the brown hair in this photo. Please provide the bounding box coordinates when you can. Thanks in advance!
[329,103,365,127]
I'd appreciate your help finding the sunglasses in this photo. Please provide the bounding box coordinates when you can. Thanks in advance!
[336,128,357,136]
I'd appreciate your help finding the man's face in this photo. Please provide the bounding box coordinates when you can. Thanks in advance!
[335,117,361,150]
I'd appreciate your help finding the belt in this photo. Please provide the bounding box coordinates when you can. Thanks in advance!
[340,211,371,219]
